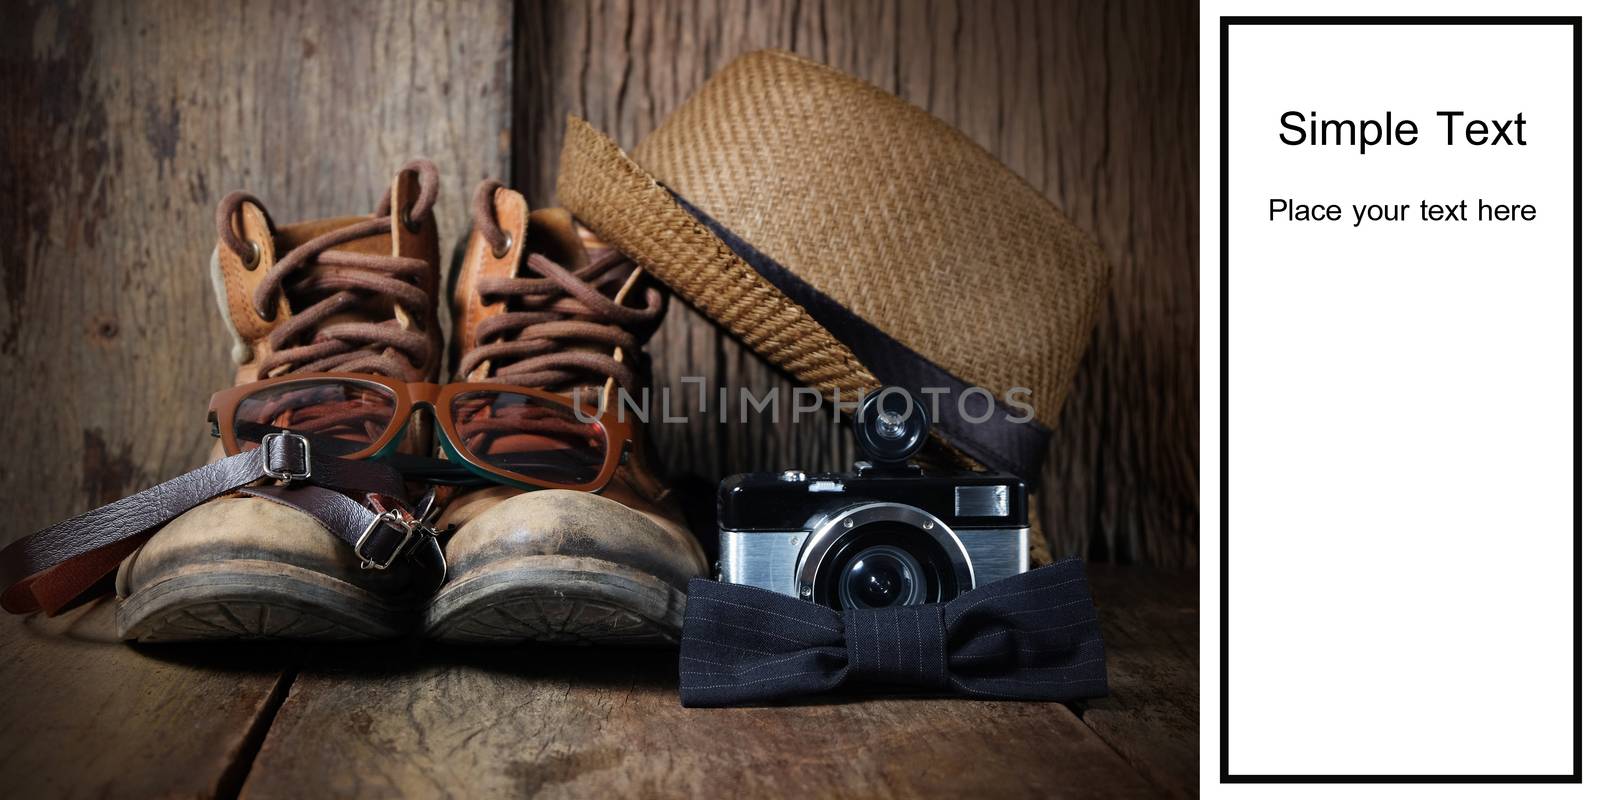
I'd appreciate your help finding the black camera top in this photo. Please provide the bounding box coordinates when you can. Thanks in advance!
[718,469,1028,531]
[717,386,1028,531]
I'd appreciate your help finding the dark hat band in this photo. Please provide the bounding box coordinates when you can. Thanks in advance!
[675,196,1051,479]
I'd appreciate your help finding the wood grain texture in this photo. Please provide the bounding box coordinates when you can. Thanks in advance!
[0,0,513,546]
[514,0,1199,566]
[0,601,291,798]
[240,645,1161,798]
[1,2,1198,796]
[1082,565,1199,797]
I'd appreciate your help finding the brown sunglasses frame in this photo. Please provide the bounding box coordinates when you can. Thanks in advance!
[207,371,630,493]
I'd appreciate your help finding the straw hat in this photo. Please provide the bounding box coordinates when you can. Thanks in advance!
[557,49,1107,479]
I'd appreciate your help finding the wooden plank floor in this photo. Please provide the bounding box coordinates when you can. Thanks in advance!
[0,567,1195,798]
[1079,568,1200,797]
[0,600,292,798]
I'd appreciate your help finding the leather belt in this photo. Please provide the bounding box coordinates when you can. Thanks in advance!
[0,432,442,615]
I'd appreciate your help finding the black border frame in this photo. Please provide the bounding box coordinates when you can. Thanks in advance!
[1221,15,1583,784]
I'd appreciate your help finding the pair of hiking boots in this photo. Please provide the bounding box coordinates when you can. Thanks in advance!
[113,160,706,644]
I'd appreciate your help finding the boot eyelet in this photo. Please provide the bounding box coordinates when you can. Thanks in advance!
[490,230,512,259]
[401,208,423,234]
[255,295,279,322]
[241,241,261,270]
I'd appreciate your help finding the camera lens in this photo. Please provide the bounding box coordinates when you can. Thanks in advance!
[838,545,926,609]
[805,513,967,611]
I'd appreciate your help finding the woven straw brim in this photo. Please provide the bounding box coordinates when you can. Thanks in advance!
[559,117,876,393]
[560,115,1051,560]
[560,116,988,469]
[622,50,1108,432]
[559,50,1110,487]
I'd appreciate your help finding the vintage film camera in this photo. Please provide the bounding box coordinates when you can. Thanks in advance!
[716,388,1029,610]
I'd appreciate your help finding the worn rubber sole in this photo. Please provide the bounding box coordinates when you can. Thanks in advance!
[423,554,684,646]
[116,559,414,642]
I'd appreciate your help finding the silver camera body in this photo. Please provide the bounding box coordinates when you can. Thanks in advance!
[720,470,1030,608]
[715,388,1031,610]
[719,493,1030,605]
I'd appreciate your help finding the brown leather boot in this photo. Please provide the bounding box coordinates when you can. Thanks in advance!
[422,181,707,645]
[113,161,446,641]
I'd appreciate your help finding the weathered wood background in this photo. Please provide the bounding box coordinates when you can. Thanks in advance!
[0,0,513,545]
[1,0,1195,567]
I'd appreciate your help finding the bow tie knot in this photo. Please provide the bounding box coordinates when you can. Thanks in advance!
[679,559,1108,707]
[843,604,947,689]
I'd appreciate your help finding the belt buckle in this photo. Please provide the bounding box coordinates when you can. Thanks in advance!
[354,509,415,570]
[355,493,441,571]
[260,432,313,482]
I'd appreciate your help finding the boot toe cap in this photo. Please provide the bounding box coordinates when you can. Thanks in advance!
[444,489,707,589]
[116,495,413,599]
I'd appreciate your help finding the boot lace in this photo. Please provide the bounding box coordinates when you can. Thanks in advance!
[459,180,664,398]
[215,160,440,381]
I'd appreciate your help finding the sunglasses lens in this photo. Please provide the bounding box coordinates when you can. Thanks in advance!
[448,390,608,487]
[232,380,398,457]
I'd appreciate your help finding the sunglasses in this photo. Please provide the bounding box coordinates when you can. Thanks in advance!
[207,372,630,492]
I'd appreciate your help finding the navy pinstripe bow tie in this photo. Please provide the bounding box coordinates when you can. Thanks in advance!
[678,559,1108,707]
